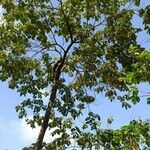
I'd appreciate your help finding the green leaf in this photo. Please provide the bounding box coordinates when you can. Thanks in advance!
[147,97,150,104]
[0,0,150,149]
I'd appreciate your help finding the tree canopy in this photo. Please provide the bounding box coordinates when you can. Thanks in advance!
[0,0,150,149]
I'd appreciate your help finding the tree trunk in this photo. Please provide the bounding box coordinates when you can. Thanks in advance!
[35,41,73,150]
[35,83,58,150]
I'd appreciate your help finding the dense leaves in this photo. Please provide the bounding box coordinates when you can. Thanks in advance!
[0,0,150,149]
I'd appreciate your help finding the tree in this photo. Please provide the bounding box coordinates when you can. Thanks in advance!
[0,0,150,149]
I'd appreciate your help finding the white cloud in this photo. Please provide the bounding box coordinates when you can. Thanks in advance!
[11,119,41,143]
[11,118,60,145]
[0,116,76,149]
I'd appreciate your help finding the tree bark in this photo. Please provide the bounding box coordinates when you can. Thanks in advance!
[35,83,58,150]
[35,41,74,150]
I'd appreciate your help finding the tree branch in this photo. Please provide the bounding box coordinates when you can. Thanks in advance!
[35,40,74,150]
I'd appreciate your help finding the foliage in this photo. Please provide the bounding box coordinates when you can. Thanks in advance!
[0,0,150,149]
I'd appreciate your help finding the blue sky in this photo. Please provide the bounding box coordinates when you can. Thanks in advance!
[0,1,150,150]
[1,83,150,150]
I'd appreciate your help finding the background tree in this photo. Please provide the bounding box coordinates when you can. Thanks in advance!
[0,0,150,149]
